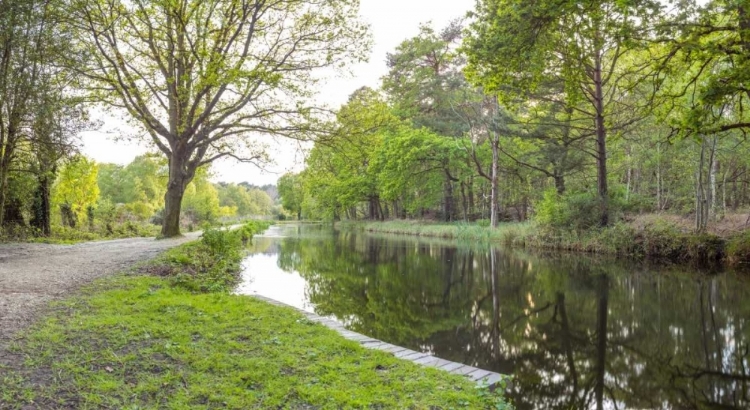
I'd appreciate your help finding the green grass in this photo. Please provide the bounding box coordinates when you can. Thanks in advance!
[0,276,510,409]
[340,220,536,244]
[0,220,512,409]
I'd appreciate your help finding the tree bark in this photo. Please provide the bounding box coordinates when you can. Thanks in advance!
[161,154,192,237]
[490,136,500,228]
[593,51,609,227]
[467,177,475,220]
[30,173,52,236]
[554,172,566,195]
[443,174,455,222]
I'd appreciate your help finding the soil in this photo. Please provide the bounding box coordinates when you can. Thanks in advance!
[0,233,200,350]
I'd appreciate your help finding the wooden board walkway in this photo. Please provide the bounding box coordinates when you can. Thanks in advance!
[252,294,507,388]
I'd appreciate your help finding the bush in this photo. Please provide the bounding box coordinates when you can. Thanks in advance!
[150,220,272,293]
[534,188,629,231]
[727,231,750,267]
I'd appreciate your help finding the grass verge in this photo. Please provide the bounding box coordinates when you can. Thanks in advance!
[0,220,511,409]
[341,220,750,267]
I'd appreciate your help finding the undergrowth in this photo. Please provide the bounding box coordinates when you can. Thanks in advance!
[144,220,272,293]
[343,219,748,267]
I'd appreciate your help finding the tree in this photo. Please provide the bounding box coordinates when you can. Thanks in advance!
[301,88,398,221]
[71,0,369,236]
[660,1,750,135]
[374,126,467,218]
[181,167,220,225]
[52,155,99,227]
[382,21,473,221]
[278,173,304,220]
[464,0,663,226]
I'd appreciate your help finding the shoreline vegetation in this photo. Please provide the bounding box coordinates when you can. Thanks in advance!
[0,220,512,409]
[338,218,750,268]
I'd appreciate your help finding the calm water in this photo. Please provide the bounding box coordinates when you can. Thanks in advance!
[237,224,750,410]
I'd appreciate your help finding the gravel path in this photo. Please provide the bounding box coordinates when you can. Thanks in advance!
[0,233,201,346]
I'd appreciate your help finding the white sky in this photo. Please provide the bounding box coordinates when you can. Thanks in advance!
[80,0,474,186]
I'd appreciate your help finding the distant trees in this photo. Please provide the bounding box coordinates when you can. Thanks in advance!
[277,173,304,220]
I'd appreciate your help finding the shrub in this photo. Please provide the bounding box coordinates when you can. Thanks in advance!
[726,231,750,267]
[534,188,629,231]
[151,220,272,293]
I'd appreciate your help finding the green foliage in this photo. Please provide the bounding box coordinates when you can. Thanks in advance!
[277,173,304,219]
[181,167,222,225]
[52,155,99,226]
[535,189,630,231]
[727,231,750,267]
[154,221,271,293]
[217,183,274,218]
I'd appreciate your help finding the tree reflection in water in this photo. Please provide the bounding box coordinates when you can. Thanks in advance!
[244,224,750,409]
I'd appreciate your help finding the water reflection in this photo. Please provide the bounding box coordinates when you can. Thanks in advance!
[239,224,750,410]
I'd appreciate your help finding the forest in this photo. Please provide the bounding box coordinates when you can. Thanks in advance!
[2,0,750,258]
[276,0,750,262]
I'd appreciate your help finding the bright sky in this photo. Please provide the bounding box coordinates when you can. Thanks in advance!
[79,0,474,186]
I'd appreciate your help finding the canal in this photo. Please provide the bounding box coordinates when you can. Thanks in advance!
[237,223,750,410]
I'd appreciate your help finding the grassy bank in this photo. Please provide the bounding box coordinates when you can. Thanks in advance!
[0,221,511,409]
[342,219,750,267]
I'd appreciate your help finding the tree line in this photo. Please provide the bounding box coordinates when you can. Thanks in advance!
[281,0,750,234]
[1,0,367,238]
[3,151,276,239]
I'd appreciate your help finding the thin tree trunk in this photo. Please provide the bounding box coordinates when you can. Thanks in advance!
[696,136,707,232]
[554,173,566,195]
[708,136,719,220]
[490,136,500,228]
[0,166,7,228]
[656,145,662,211]
[467,177,475,220]
[443,174,455,222]
[460,182,468,222]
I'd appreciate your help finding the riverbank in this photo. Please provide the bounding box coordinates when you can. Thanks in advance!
[0,222,511,409]
[340,219,750,267]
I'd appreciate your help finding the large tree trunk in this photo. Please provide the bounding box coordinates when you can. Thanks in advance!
[161,155,191,237]
[0,143,13,228]
[593,52,609,227]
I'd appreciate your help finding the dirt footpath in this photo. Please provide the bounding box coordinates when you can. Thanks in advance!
[0,233,200,346]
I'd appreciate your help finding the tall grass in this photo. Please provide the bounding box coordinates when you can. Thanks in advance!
[340,219,743,266]
[341,220,537,245]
